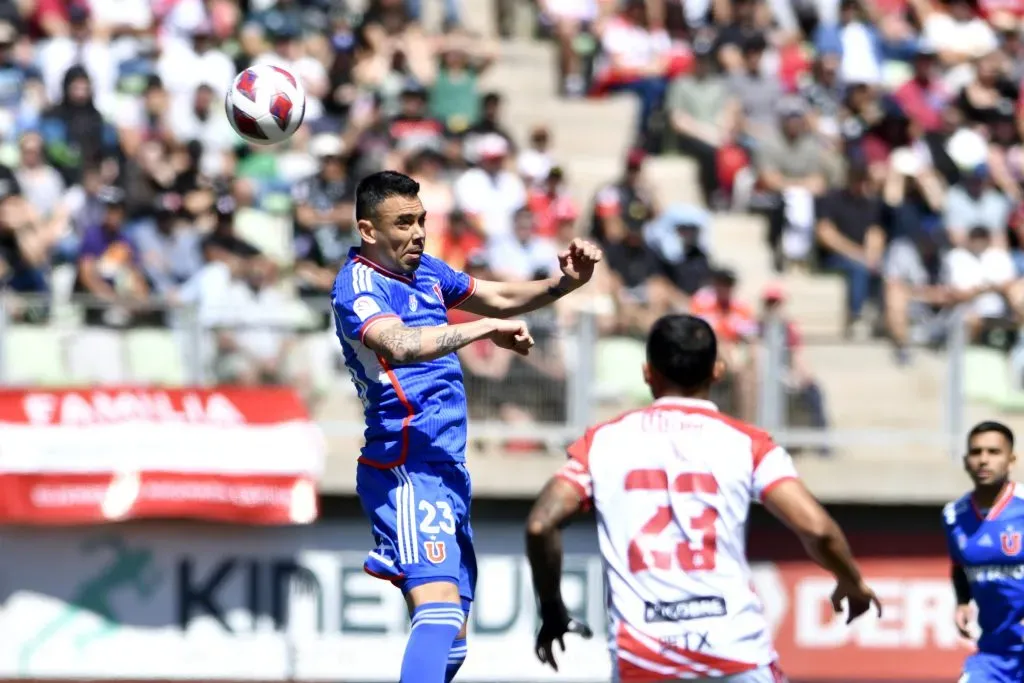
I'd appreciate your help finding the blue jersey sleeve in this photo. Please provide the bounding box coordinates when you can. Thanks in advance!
[333,266,400,343]
[428,255,477,309]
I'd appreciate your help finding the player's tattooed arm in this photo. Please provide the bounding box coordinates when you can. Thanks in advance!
[526,477,584,607]
[365,319,489,364]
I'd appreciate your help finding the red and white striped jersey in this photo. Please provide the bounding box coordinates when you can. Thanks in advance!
[556,397,798,681]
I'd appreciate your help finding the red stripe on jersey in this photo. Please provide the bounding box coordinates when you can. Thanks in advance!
[358,313,401,344]
[352,254,413,283]
[759,475,798,502]
[616,622,757,680]
[357,356,415,469]
[447,276,477,309]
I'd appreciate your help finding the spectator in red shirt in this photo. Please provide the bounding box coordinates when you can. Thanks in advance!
[891,43,950,133]
[437,209,484,272]
[527,166,579,239]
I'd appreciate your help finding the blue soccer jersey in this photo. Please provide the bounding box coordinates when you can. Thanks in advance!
[943,483,1024,665]
[332,248,477,469]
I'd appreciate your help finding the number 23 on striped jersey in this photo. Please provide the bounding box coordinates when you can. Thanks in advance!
[625,469,719,573]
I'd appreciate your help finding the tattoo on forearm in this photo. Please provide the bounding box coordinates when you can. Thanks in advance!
[378,326,422,363]
[436,329,467,355]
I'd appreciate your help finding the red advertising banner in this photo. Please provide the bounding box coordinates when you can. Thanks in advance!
[0,388,325,525]
[764,556,972,681]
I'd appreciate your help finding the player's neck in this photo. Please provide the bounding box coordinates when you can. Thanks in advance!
[655,391,710,402]
[973,480,1012,511]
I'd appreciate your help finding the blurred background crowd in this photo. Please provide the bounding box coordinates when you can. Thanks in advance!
[7,0,1024,452]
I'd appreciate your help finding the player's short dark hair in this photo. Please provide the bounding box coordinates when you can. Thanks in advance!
[647,314,718,393]
[968,420,1015,449]
[355,171,421,221]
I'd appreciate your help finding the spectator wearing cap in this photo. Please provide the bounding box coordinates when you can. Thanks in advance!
[943,159,1013,249]
[653,219,714,296]
[726,34,784,143]
[884,228,951,364]
[891,41,951,133]
[134,192,203,300]
[663,36,739,207]
[75,187,150,327]
[752,96,836,270]
[690,267,759,420]
[758,284,832,454]
[38,66,117,185]
[944,225,1024,342]
[488,207,560,282]
[453,132,526,240]
[815,162,886,336]
[389,82,448,156]
[591,148,658,247]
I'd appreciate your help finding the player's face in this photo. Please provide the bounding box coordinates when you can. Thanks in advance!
[365,195,427,273]
[965,431,1015,487]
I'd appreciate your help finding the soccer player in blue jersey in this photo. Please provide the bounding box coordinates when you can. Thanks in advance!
[331,170,603,683]
[944,420,1024,683]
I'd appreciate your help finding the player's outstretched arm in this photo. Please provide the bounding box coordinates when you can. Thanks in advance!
[526,476,593,671]
[763,479,882,624]
[462,239,603,319]
[364,317,534,365]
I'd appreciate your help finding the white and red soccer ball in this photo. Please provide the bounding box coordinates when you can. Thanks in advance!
[225,65,306,145]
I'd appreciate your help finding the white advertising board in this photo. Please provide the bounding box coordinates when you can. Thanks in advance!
[0,522,615,681]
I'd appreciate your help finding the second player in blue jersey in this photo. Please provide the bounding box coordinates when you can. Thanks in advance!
[944,420,1024,683]
[332,171,602,683]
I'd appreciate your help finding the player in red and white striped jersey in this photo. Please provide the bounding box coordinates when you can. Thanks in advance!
[525,314,880,683]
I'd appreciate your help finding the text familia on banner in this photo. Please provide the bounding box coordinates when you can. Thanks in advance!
[0,388,325,524]
[0,523,979,682]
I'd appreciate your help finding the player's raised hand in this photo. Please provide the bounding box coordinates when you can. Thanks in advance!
[955,604,976,640]
[558,238,603,286]
[831,579,882,624]
[535,601,593,671]
[487,318,535,356]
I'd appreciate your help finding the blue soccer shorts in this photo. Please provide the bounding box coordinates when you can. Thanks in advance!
[961,652,1024,683]
[356,461,477,604]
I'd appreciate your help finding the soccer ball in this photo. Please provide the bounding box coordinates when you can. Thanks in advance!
[225,65,306,145]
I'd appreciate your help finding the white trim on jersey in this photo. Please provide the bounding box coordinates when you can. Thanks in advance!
[354,264,374,293]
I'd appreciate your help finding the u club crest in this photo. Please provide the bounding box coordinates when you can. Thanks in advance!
[1001,529,1022,556]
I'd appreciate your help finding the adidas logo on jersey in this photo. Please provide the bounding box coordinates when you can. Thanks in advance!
[979,534,993,547]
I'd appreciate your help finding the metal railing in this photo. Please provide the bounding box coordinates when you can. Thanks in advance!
[1,292,1007,457]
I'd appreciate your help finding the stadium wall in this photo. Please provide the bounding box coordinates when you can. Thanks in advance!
[0,500,959,683]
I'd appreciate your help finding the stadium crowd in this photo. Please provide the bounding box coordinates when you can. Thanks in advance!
[2,0,1024,436]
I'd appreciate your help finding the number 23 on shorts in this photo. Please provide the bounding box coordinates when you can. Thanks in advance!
[625,469,719,573]
[419,500,456,564]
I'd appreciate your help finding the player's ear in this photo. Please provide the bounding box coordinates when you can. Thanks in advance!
[357,218,377,244]
[642,363,652,388]
[712,357,726,383]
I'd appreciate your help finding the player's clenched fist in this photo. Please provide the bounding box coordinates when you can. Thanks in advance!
[487,318,535,356]
[558,238,603,286]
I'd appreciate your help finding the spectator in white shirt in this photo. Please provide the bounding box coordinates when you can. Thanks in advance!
[487,207,559,282]
[944,226,1024,340]
[38,6,116,116]
[453,133,526,240]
